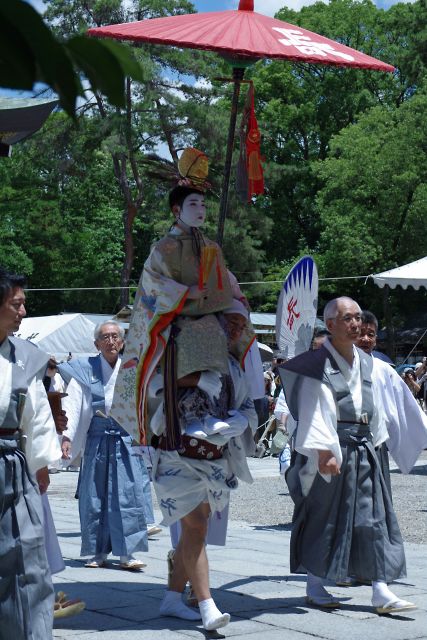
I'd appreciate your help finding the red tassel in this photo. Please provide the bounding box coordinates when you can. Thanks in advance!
[245,83,264,200]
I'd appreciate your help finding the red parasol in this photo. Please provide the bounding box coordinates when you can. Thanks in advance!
[88,0,394,243]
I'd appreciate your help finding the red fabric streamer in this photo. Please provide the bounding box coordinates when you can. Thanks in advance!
[245,83,264,200]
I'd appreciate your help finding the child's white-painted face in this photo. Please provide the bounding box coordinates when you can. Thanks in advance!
[179,193,206,228]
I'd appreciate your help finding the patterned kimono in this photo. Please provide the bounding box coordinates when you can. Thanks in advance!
[110,227,255,445]
[153,355,258,526]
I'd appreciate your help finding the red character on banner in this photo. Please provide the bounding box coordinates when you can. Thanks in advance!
[286,297,300,330]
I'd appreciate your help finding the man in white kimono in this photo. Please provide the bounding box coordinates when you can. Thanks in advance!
[60,321,151,570]
[153,299,258,631]
[357,310,427,478]
[280,297,419,615]
[0,268,61,640]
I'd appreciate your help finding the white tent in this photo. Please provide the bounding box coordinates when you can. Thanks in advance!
[15,313,99,360]
[372,257,427,290]
[257,341,274,362]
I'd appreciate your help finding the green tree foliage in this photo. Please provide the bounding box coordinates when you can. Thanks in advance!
[1,0,426,331]
[250,0,424,269]
[0,113,126,314]
[0,0,145,116]
[315,85,427,329]
[316,87,427,276]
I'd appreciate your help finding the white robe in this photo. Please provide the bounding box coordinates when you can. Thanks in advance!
[294,339,388,494]
[373,356,427,474]
[0,339,60,474]
[62,354,121,460]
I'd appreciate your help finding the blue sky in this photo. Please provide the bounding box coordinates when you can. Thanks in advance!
[28,0,417,17]
[192,0,414,15]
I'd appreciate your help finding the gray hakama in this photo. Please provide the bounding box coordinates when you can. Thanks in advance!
[42,493,65,575]
[0,338,57,640]
[282,344,406,585]
[0,436,54,640]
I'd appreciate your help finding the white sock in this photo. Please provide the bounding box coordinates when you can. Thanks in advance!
[160,590,201,621]
[372,581,396,606]
[199,598,230,631]
[120,555,133,563]
[306,572,330,598]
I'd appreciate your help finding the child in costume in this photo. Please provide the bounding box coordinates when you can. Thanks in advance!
[111,148,254,449]
[110,149,258,631]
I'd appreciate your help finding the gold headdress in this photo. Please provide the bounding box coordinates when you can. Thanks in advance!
[177,148,210,191]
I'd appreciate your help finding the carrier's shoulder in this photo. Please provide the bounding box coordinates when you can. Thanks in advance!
[280,347,328,381]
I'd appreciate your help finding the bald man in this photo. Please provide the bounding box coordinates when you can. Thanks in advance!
[280,296,417,615]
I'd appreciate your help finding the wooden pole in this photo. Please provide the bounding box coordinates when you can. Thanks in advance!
[216,67,245,246]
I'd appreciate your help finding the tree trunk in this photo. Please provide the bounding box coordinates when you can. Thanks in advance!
[119,201,138,307]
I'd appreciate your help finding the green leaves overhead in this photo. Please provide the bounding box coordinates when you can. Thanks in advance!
[0,0,145,116]
[1,0,426,323]
[0,0,81,113]
[66,36,145,108]
[316,87,427,277]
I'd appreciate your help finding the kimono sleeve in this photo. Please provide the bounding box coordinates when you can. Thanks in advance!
[21,373,61,474]
[294,376,343,470]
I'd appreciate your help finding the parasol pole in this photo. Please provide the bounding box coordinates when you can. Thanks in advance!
[216,66,245,246]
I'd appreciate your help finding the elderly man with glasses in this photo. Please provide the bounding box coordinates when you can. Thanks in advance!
[280,296,421,616]
[59,322,152,570]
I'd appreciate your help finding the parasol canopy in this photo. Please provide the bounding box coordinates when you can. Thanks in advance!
[88,1,394,72]
[88,0,395,244]
[372,257,427,290]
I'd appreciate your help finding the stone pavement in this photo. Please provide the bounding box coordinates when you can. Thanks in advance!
[49,460,427,640]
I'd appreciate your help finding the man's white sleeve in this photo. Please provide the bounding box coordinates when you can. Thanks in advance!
[374,359,427,473]
[21,374,61,474]
[294,377,342,469]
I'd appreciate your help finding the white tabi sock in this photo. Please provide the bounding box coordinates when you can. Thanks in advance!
[199,598,230,631]
[371,581,396,606]
[306,572,330,598]
[160,590,201,621]
[120,555,133,563]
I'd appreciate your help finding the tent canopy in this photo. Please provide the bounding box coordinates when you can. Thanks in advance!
[15,313,99,360]
[0,97,58,157]
[257,341,273,362]
[372,257,427,290]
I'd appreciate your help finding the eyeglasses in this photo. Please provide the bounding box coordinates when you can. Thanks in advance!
[98,333,122,343]
[336,314,362,323]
